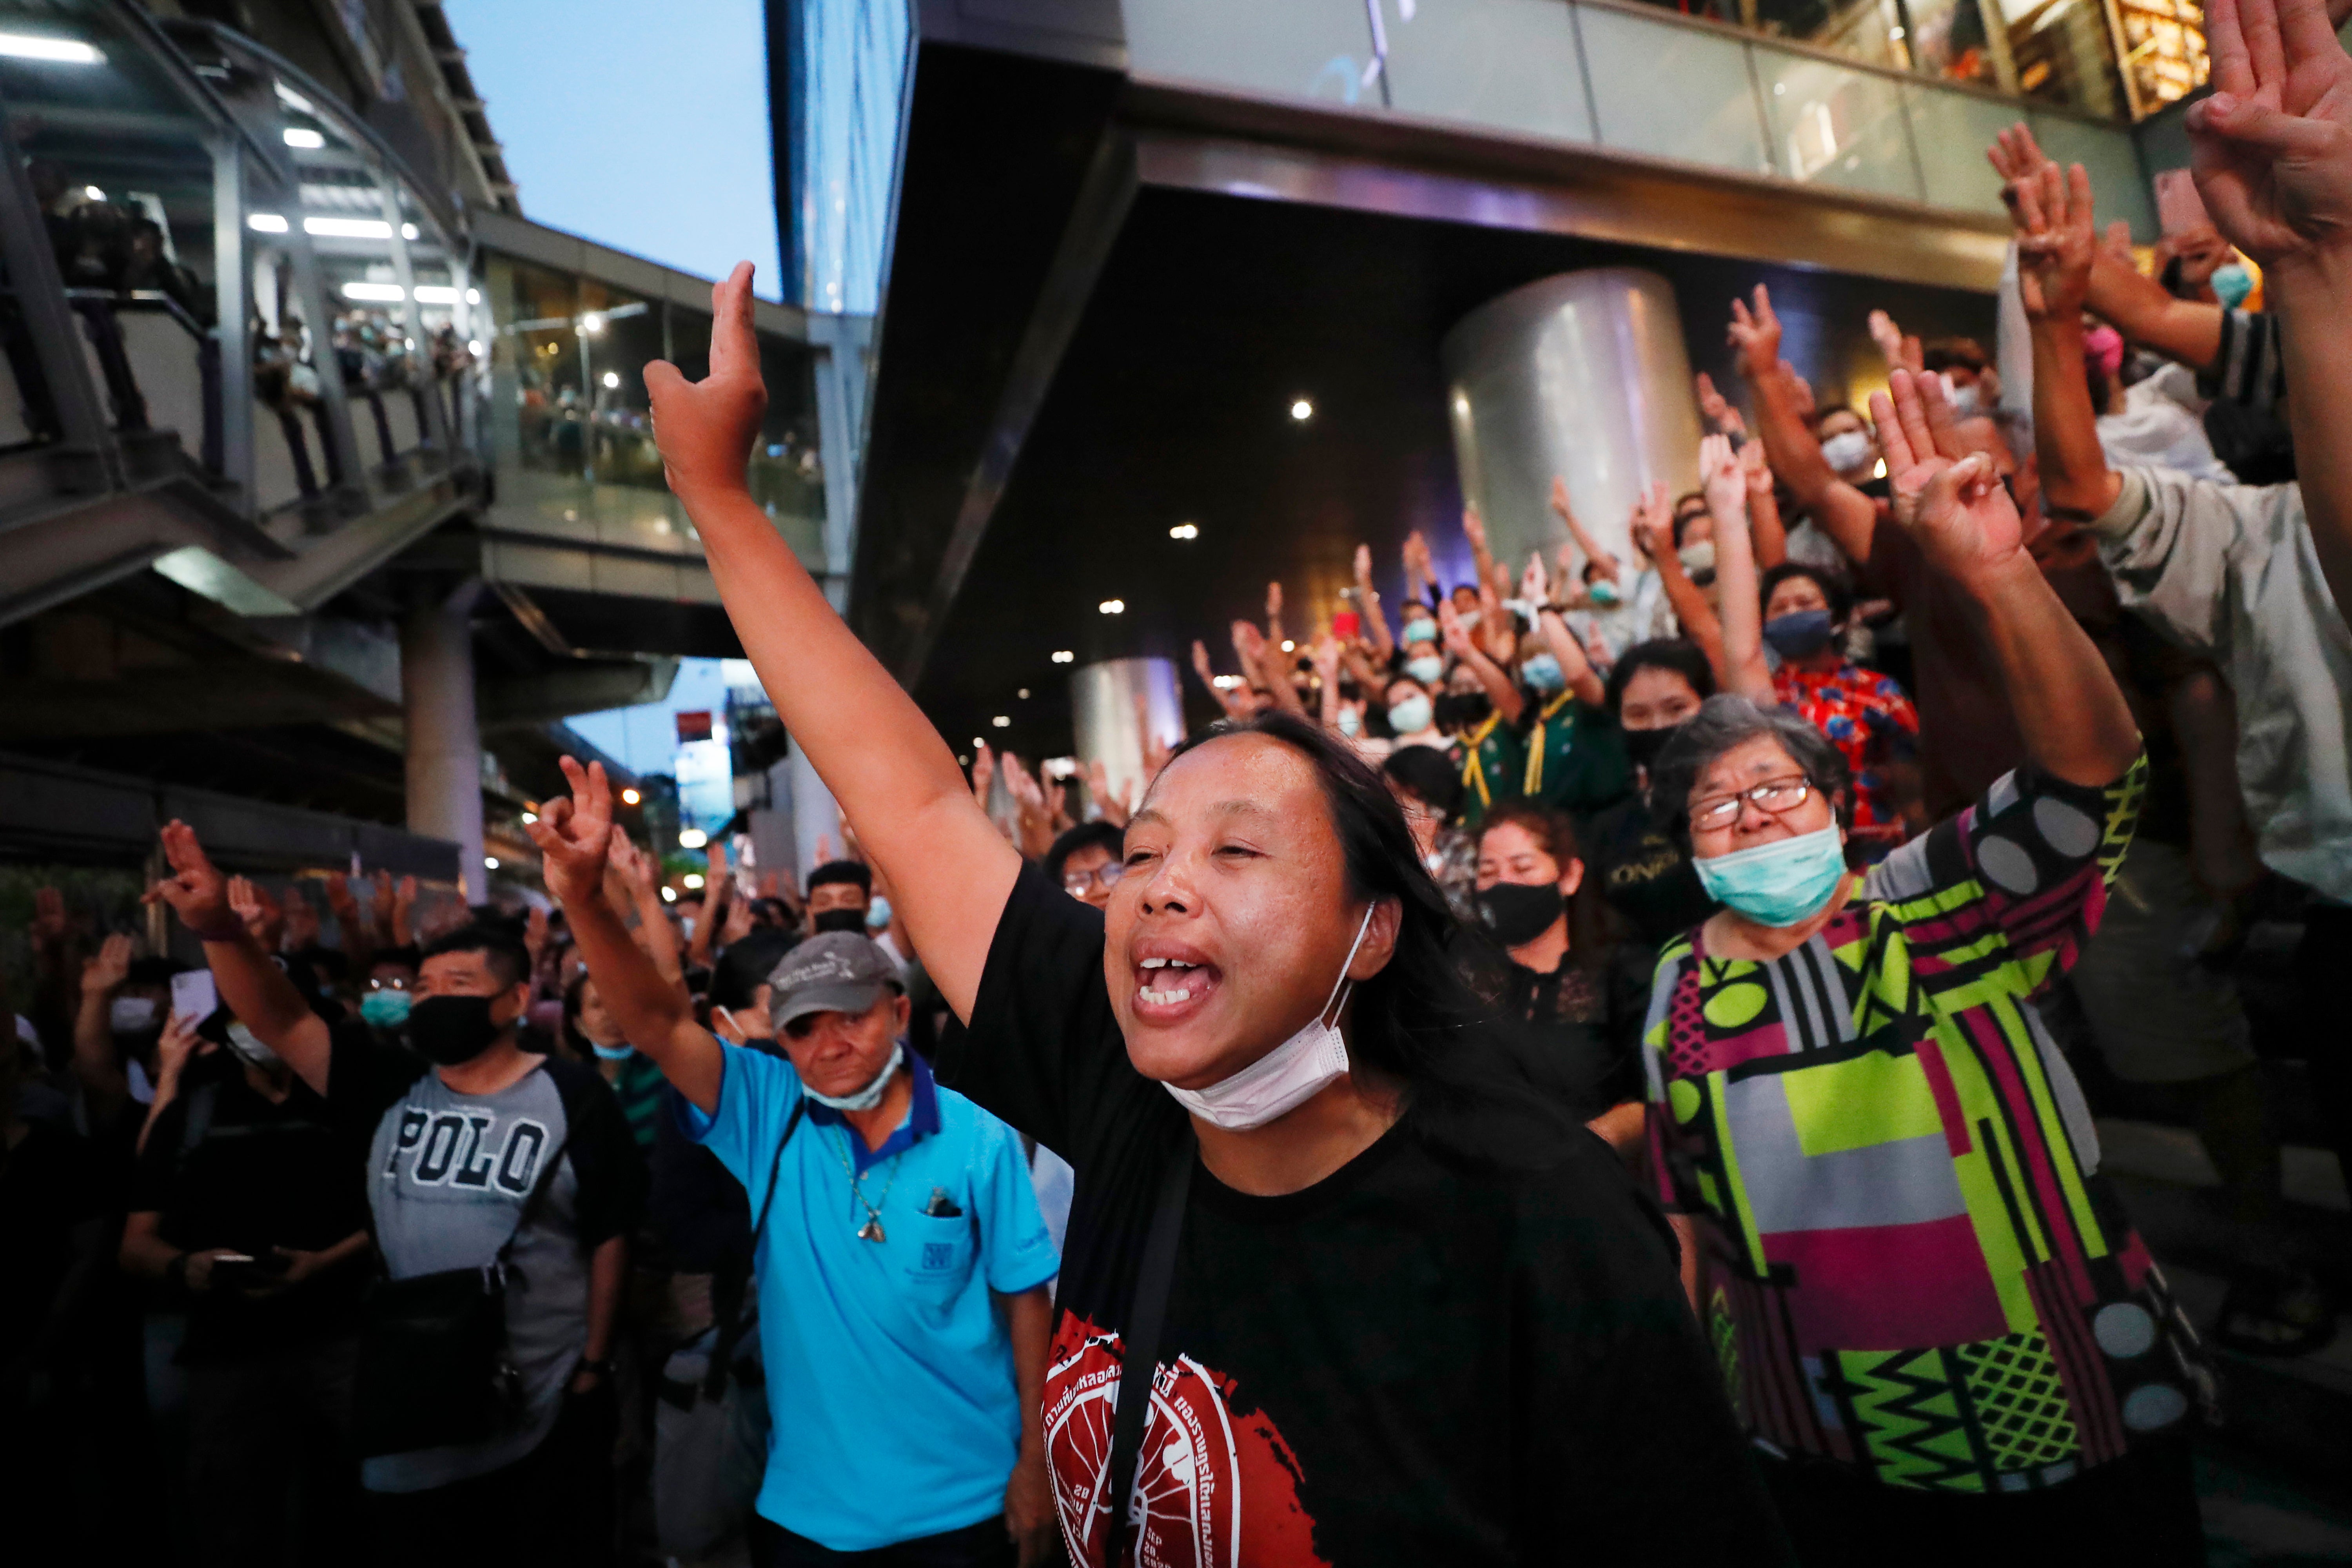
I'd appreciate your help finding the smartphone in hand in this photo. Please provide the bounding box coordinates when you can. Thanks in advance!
[170,969,219,1024]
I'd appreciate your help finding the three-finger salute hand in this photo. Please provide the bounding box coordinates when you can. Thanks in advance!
[143,821,240,939]
[1869,371,2024,588]
[525,757,616,908]
[645,261,768,506]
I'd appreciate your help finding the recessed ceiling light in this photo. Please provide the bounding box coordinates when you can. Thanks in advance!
[679,828,709,849]
[1290,398,1314,421]
[1017,688,1030,699]
[0,33,103,64]
[1098,599,1124,615]
[1169,522,1198,540]
[992,715,1010,728]
[1051,650,1074,664]
[283,127,325,149]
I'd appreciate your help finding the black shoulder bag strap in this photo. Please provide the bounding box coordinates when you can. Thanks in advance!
[704,1098,807,1399]
[1105,1129,1196,1555]
[488,1128,573,1286]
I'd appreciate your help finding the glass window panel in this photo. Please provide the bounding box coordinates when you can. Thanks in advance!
[1903,84,2019,215]
[1123,0,1380,106]
[1383,0,1592,145]
[1998,0,2126,118]
[2029,110,2154,236]
[1579,6,1773,176]
[1758,49,1924,200]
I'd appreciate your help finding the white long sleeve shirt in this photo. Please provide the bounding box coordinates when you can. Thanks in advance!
[2094,466,2352,902]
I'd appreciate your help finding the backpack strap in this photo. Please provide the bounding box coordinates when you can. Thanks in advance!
[1105,1129,1195,1557]
[701,1098,806,1400]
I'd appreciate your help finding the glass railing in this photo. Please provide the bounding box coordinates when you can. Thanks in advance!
[1123,0,2159,233]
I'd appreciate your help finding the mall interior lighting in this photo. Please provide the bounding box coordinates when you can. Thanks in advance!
[678,827,709,849]
[1290,397,1314,421]
[283,127,325,149]
[1098,599,1124,615]
[0,33,103,64]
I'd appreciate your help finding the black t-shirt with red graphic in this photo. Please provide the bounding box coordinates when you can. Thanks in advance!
[935,865,1789,1568]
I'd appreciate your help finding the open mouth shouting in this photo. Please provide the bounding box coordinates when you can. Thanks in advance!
[1131,942,1221,1024]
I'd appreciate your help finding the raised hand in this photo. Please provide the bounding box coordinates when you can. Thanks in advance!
[143,821,241,940]
[1779,361,1817,420]
[1740,434,1774,495]
[1986,120,2055,201]
[2012,161,2098,320]
[1631,482,1675,561]
[2187,0,2352,268]
[524,757,617,909]
[81,932,132,997]
[1352,543,1374,586]
[226,876,285,951]
[1230,617,1269,666]
[1700,432,1748,526]
[1265,580,1284,620]
[1869,370,2026,587]
[323,871,359,922]
[1520,549,1550,606]
[281,886,318,950]
[1726,285,1784,383]
[1866,309,1923,375]
[154,1007,208,1081]
[1436,596,1475,657]
[523,906,550,966]
[1191,639,1218,687]
[646,262,768,505]
[1694,372,1746,437]
[1460,505,1488,554]
[969,741,995,806]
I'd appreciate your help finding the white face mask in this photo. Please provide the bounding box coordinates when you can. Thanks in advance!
[225,1021,280,1068]
[1820,430,1874,474]
[1163,906,1376,1132]
[111,996,159,1034]
[804,1040,904,1112]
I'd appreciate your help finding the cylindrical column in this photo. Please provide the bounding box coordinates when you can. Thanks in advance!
[402,584,487,901]
[787,736,840,886]
[1071,657,1183,813]
[1440,268,1703,577]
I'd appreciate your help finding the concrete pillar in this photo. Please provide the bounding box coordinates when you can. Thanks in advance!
[402,583,486,900]
[787,737,841,888]
[1440,268,1704,578]
[1071,657,1183,814]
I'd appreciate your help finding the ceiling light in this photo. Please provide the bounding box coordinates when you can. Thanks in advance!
[684,873,705,889]
[601,371,620,389]
[305,216,390,239]
[467,339,485,355]
[1050,650,1074,664]
[621,788,641,804]
[82,185,105,201]
[973,736,986,748]
[402,223,419,240]
[1169,522,1198,540]
[1017,688,1030,699]
[679,827,708,848]
[992,715,1011,728]
[0,33,103,64]
[1290,398,1314,421]
[341,281,405,302]
[283,127,325,149]
[247,212,289,233]
[1098,599,1124,615]
[1213,675,1242,689]
[1281,640,1296,652]
[484,856,500,869]
[414,285,463,304]
[661,886,677,903]
[578,312,606,336]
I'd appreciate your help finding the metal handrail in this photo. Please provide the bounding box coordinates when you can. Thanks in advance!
[63,288,210,343]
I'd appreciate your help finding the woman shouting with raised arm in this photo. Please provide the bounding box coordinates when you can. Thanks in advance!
[619,263,1788,1567]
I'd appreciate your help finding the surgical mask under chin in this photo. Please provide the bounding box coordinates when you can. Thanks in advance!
[2211,262,2254,310]
[1403,655,1444,686]
[1677,540,1717,577]
[1388,694,1434,735]
[590,1042,636,1062]
[1163,906,1376,1132]
[110,996,159,1034]
[1820,430,1874,474]
[225,1021,281,1068]
[360,989,412,1029]
[865,896,893,932]
[1693,824,1849,927]
[1586,579,1621,607]
[1521,652,1566,694]
[805,1041,903,1112]
[1762,609,1838,660]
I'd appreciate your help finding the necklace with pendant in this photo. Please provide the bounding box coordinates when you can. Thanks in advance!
[829,1126,900,1242]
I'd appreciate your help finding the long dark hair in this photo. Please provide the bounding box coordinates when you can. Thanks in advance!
[1158,711,1583,1167]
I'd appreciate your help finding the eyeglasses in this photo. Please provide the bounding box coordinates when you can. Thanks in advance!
[1688,774,1815,831]
[1063,862,1125,895]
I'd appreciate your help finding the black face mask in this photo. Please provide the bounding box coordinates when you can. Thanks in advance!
[1622,721,1687,773]
[1477,882,1567,948]
[1433,691,1492,731]
[811,907,868,935]
[407,994,504,1067]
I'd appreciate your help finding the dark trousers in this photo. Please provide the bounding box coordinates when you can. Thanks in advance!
[183,1332,362,1568]
[366,1381,617,1568]
[2296,903,2352,1200]
[752,1513,1017,1568]
[1759,1439,2203,1568]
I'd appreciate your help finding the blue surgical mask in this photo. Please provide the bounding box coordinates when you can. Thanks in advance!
[1586,579,1620,607]
[1761,610,1837,660]
[1388,695,1434,735]
[1401,618,1438,644]
[865,895,893,931]
[590,1042,635,1062]
[359,989,412,1029]
[1404,655,1444,686]
[1522,652,1566,693]
[1693,824,1849,927]
[2211,262,2254,310]
[1336,707,1362,738]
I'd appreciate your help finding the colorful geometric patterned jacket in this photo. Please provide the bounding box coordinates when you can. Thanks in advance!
[1642,754,2214,1494]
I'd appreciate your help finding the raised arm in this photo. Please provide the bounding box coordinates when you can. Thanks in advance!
[1740,439,1788,568]
[1550,476,1619,581]
[1353,544,1396,662]
[1639,490,1723,664]
[1730,286,1879,563]
[609,828,686,993]
[1437,599,1524,724]
[323,873,373,976]
[2190,0,2352,618]
[70,934,134,1121]
[1460,506,1501,602]
[1702,434,1775,702]
[1872,371,2139,785]
[528,759,724,1112]
[1190,639,1253,723]
[143,823,332,1096]
[2014,161,2126,521]
[1522,550,1606,708]
[646,265,1018,1020]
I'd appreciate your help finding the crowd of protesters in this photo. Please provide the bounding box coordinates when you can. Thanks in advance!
[8,0,2352,1561]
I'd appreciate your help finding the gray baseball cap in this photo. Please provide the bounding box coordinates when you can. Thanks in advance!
[764,933,903,1027]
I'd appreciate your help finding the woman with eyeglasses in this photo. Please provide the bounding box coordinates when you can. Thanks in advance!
[1644,373,2211,1563]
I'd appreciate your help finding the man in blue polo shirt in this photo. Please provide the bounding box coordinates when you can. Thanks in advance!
[528,760,1056,1568]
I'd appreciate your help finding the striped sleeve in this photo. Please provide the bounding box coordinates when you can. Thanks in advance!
[1639,935,1703,1213]
[1862,753,2145,1007]
[2197,307,2285,415]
